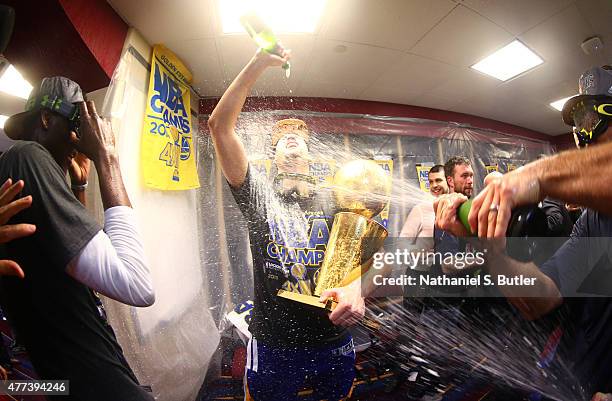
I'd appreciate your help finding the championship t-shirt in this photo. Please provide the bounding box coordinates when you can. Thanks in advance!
[0,141,153,401]
[230,166,347,346]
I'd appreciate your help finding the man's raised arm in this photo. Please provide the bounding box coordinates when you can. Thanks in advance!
[208,48,290,188]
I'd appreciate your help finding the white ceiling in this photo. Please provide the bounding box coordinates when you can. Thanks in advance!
[107,0,612,136]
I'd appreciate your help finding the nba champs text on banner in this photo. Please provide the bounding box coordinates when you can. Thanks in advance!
[141,44,200,190]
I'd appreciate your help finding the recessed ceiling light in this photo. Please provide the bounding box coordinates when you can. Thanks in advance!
[471,40,543,81]
[0,64,33,99]
[220,0,327,34]
[0,115,8,129]
[550,95,576,112]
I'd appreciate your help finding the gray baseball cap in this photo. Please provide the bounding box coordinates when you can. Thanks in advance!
[4,76,84,140]
[562,66,612,126]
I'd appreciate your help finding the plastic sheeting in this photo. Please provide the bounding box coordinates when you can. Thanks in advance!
[95,45,554,400]
[197,110,554,331]
[90,45,219,401]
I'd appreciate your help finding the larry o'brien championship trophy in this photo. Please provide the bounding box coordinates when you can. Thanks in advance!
[278,160,391,311]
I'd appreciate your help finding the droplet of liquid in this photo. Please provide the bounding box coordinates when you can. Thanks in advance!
[285,67,291,79]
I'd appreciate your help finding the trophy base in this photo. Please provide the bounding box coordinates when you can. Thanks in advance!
[277,290,338,311]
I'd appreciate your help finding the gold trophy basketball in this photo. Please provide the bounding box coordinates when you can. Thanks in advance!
[278,159,391,310]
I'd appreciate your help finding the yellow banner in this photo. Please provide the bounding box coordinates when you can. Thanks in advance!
[415,163,433,193]
[374,159,393,229]
[310,160,337,186]
[485,164,499,174]
[141,45,200,190]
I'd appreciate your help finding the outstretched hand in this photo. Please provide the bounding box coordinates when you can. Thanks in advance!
[0,179,36,278]
[467,167,540,238]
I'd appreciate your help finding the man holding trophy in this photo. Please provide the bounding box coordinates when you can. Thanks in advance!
[208,47,389,401]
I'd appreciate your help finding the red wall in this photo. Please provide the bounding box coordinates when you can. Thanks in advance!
[59,0,128,79]
[3,0,127,92]
[550,132,575,151]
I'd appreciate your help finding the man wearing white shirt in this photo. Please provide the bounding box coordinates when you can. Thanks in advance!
[398,165,448,278]
[400,164,448,240]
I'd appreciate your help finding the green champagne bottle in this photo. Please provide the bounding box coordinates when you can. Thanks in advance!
[240,12,290,75]
[457,199,473,234]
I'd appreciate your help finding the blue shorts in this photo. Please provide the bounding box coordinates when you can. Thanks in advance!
[244,335,355,401]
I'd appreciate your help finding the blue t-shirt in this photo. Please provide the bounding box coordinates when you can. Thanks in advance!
[540,210,612,394]
[229,167,346,346]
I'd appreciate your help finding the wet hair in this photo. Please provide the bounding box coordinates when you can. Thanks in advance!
[429,164,445,175]
[444,156,471,178]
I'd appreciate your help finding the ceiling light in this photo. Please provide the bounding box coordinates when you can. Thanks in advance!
[0,115,8,129]
[220,0,327,34]
[0,64,33,99]
[550,95,575,112]
[471,40,543,81]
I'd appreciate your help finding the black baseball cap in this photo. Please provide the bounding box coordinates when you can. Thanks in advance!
[4,76,84,140]
[561,66,612,126]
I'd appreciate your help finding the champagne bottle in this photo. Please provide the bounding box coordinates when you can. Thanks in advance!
[457,199,548,262]
[240,12,291,75]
